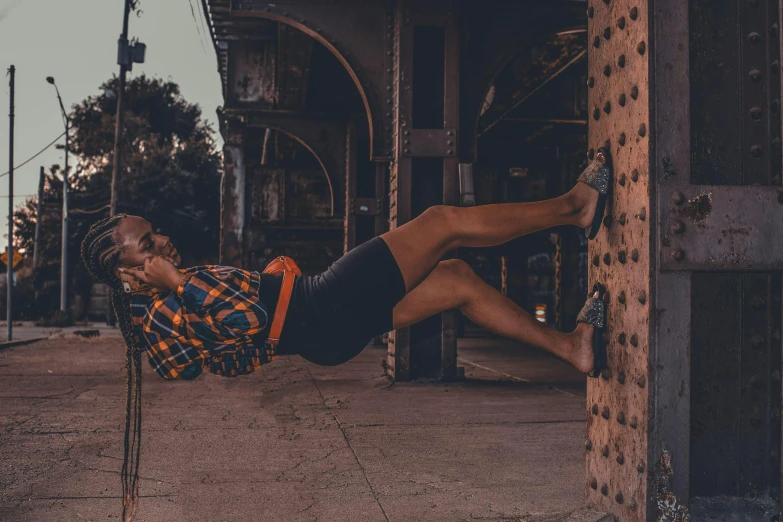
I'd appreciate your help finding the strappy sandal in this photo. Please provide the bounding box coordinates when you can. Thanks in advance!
[578,147,613,239]
[577,282,607,378]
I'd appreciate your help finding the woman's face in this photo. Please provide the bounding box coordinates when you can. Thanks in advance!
[115,216,182,269]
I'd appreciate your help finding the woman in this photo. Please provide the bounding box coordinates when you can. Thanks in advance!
[80,148,611,521]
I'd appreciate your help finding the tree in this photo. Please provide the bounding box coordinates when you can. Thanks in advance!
[13,75,222,319]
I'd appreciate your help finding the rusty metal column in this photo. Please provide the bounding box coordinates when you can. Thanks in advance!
[220,119,248,267]
[589,0,783,519]
[386,0,460,381]
[585,0,651,518]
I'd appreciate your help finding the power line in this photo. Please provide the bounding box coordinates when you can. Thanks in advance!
[0,131,65,178]
[188,0,208,54]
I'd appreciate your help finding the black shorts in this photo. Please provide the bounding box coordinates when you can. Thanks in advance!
[274,236,407,366]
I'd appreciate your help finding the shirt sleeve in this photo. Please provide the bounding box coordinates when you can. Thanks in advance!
[176,267,270,342]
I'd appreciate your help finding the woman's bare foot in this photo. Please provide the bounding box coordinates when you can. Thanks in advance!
[566,289,601,374]
[569,181,601,230]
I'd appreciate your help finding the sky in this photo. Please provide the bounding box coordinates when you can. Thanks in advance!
[0,0,225,251]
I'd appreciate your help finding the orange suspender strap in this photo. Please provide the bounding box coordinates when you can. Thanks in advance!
[265,257,301,348]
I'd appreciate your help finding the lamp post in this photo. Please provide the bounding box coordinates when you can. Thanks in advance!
[46,76,69,313]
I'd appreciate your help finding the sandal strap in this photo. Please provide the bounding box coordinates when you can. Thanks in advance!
[578,157,610,195]
[577,296,605,328]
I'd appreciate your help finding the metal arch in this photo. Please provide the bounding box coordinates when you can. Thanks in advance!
[228,1,394,161]
[223,108,347,217]
[457,1,586,162]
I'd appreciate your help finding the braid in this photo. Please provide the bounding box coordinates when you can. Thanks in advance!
[80,214,144,521]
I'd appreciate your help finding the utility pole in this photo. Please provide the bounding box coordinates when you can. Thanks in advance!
[33,166,44,269]
[46,76,70,314]
[108,0,144,326]
[7,65,14,342]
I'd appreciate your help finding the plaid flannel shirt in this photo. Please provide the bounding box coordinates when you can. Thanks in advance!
[130,265,277,380]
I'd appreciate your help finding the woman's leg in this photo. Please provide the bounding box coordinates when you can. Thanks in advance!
[381,182,599,292]
[392,259,596,373]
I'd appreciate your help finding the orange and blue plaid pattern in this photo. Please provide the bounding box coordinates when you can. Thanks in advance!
[130,265,278,380]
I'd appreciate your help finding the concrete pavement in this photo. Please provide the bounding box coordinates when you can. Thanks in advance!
[0,334,589,522]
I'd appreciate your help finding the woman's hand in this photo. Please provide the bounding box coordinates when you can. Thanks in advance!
[120,256,186,293]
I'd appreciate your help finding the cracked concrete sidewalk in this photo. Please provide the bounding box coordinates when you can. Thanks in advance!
[0,335,588,521]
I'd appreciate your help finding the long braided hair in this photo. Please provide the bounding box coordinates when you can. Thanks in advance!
[80,213,143,521]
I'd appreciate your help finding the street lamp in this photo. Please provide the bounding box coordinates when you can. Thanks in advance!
[46,76,69,314]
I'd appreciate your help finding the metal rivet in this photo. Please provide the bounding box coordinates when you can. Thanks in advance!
[617,453,625,465]
[590,477,598,489]
[588,6,595,18]
[638,124,647,137]
[447,149,453,155]
[601,405,611,419]
[592,254,600,267]
[628,499,637,510]
[604,64,612,77]
[637,462,645,473]
[618,133,626,146]
[751,145,763,158]
[593,36,601,48]
[631,169,640,182]
[671,191,685,205]
[749,32,762,43]
[750,69,762,81]
[671,220,685,234]
[672,249,685,261]
[618,213,627,225]
[750,107,763,120]
[604,101,612,114]
[618,16,626,29]
[630,416,638,429]
[618,371,626,384]
[618,332,627,345]
[630,6,638,20]
[592,403,599,415]
[637,41,646,55]
[631,249,639,262]
[618,55,626,68]
[603,0,610,4]
[618,291,626,304]
[619,173,627,186]
[616,491,624,504]
[603,253,611,265]
[586,439,593,451]
[588,77,595,88]
[603,215,613,228]
[637,376,646,388]
[631,86,639,99]
[619,93,627,106]
[601,484,609,496]
[601,367,612,380]
[618,250,627,263]
[601,444,609,456]
[630,334,638,347]
[638,291,647,304]
[617,412,626,425]
[604,27,612,40]
[636,207,646,221]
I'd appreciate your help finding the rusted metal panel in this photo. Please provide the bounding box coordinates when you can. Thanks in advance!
[227,0,396,160]
[586,0,650,518]
[660,185,783,271]
[401,128,457,157]
[652,0,783,518]
[228,40,277,105]
[251,167,285,222]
